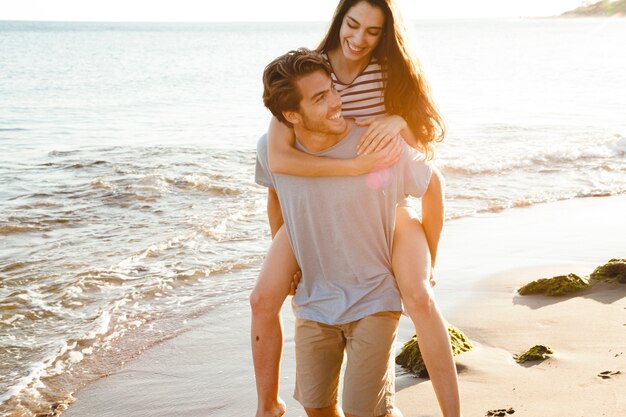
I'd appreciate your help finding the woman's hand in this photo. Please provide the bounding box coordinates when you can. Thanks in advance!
[356,115,408,155]
[353,136,404,174]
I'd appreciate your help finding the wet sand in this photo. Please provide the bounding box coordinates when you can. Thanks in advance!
[64,195,626,417]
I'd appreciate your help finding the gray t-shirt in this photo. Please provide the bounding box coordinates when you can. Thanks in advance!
[255,125,432,325]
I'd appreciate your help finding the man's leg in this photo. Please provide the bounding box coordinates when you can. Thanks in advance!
[250,227,300,417]
[294,318,345,417]
[342,312,403,417]
[392,208,462,417]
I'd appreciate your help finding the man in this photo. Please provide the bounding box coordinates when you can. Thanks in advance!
[254,48,438,417]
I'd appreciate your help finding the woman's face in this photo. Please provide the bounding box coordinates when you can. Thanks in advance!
[339,1,385,63]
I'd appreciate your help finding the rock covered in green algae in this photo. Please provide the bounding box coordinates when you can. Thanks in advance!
[590,258,626,284]
[448,325,473,355]
[515,345,553,363]
[395,325,472,377]
[517,273,589,296]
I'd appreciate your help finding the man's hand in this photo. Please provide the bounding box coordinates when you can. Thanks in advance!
[289,270,301,296]
[356,115,408,155]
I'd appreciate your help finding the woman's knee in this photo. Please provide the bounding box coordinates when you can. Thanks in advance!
[249,285,284,317]
[402,285,436,317]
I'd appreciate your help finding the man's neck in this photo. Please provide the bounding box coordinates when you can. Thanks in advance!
[295,120,354,153]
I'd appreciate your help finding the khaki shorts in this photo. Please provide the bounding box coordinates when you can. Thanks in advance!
[294,311,401,417]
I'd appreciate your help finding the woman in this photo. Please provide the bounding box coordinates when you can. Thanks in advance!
[250,1,461,416]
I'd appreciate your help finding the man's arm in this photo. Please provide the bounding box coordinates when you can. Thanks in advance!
[267,188,284,239]
[421,167,445,269]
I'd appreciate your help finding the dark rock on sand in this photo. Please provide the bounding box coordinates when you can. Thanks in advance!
[515,345,553,363]
[590,258,626,284]
[517,273,589,296]
[486,408,515,416]
[396,324,472,377]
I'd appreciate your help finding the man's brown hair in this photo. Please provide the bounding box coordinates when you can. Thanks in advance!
[262,48,332,127]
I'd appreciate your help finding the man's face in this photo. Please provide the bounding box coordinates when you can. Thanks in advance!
[292,70,346,135]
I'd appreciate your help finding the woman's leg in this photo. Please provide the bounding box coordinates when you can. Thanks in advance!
[392,207,461,417]
[250,226,300,417]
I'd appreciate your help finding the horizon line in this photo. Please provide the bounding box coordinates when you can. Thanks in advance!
[0,16,582,24]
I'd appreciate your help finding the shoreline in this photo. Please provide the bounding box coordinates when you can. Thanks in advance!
[62,195,626,416]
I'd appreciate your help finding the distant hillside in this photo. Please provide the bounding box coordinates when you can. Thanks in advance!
[561,0,626,16]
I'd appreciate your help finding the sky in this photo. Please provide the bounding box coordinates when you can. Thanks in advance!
[0,0,588,22]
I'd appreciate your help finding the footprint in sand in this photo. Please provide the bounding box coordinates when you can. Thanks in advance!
[486,408,515,416]
[597,370,621,379]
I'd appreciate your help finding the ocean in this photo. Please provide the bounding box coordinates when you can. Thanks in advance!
[1,18,625,416]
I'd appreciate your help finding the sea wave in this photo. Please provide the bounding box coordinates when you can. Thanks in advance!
[0,225,39,236]
[63,160,108,170]
[0,261,34,273]
[440,134,626,177]
[0,217,81,236]
[610,135,626,155]
[169,174,242,195]
[440,159,532,176]
[48,150,81,157]
[0,128,28,133]
[445,190,626,220]
[88,173,245,204]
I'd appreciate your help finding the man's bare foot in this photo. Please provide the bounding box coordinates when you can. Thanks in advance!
[255,398,286,417]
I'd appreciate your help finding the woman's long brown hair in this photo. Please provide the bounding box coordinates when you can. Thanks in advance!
[317,0,445,158]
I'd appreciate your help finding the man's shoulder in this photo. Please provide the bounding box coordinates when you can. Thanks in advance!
[345,122,367,141]
[255,133,274,188]
[257,133,268,151]
[256,133,269,160]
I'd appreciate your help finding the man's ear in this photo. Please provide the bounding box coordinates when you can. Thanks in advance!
[283,110,301,126]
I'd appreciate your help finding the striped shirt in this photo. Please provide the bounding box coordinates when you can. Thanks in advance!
[324,55,387,121]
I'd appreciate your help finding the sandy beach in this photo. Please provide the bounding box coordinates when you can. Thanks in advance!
[63,195,626,417]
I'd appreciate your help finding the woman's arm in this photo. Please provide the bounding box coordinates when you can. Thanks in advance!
[267,117,402,177]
